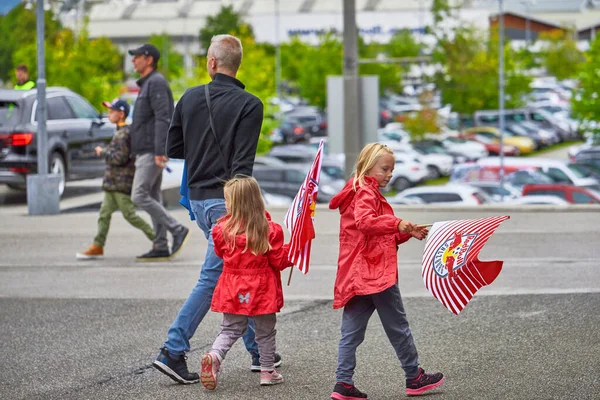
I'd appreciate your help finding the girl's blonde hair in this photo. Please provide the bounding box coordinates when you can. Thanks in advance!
[221,176,271,255]
[353,143,395,190]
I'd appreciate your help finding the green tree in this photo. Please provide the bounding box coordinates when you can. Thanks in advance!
[148,33,184,81]
[199,5,253,54]
[538,30,584,80]
[432,27,531,115]
[13,28,123,109]
[358,37,402,95]
[296,33,343,109]
[572,36,600,140]
[386,29,421,58]
[0,3,62,83]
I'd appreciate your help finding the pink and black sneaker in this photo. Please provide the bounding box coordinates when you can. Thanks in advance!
[200,352,221,390]
[331,382,368,400]
[405,367,444,396]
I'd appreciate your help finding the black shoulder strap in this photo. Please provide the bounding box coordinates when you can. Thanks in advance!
[205,84,230,178]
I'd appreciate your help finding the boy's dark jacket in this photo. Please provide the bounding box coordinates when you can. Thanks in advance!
[101,125,135,195]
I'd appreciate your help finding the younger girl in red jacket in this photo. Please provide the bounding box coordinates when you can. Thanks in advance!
[329,143,444,399]
[199,176,293,390]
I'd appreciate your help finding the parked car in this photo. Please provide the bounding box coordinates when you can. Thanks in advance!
[0,87,116,196]
[466,181,521,202]
[458,131,520,156]
[381,141,454,179]
[505,169,556,190]
[252,165,339,203]
[270,119,311,144]
[477,157,600,189]
[391,184,493,206]
[268,144,316,163]
[573,146,600,169]
[505,195,570,205]
[522,184,600,204]
[283,107,327,137]
[462,126,535,154]
[437,137,489,160]
[389,154,429,192]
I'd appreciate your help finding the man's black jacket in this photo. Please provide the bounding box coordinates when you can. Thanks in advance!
[166,73,264,200]
[130,70,174,156]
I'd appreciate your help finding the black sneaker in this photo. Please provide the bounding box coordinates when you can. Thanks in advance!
[331,382,368,400]
[153,347,199,384]
[170,227,190,258]
[251,352,282,372]
[136,248,171,262]
[405,367,444,396]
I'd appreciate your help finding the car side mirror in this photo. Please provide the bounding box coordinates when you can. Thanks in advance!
[92,116,105,127]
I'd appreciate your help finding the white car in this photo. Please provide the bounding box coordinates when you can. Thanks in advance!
[388,154,429,192]
[392,184,493,206]
[381,141,454,178]
[440,137,489,160]
[466,182,522,202]
[477,157,600,189]
[505,195,569,206]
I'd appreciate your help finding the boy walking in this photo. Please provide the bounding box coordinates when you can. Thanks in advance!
[76,99,155,260]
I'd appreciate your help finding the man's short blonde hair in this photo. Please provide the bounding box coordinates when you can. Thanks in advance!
[209,34,243,73]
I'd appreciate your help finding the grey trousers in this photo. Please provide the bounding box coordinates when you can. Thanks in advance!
[212,313,277,370]
[336,284,420,384]
[131,153,182,251]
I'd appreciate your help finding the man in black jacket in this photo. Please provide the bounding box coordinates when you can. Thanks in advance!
[153,34,280,385]
[128,44,190,261]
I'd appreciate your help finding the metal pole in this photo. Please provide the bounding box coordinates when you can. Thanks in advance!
[275,0,281,100]
[498,0,505,198]
[525,1,531,44]
[343,0,361,178]
[36,0,48,175]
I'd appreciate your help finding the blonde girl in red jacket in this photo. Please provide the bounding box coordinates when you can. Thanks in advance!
[199,176,293,390]
[328,143,444,399]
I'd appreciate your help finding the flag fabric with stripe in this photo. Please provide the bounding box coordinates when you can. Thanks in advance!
[283,140,324,274]
[421,216,510,314]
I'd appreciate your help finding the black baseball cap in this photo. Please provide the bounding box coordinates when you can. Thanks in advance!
[128,44,160,61]
[102,98,130,117]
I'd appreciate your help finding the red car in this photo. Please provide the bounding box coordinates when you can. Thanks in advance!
[459,133,520,156]
[522,184,600,204]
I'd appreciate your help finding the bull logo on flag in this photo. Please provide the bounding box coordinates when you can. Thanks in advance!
[432,232,478,279]
[422,216,510,314]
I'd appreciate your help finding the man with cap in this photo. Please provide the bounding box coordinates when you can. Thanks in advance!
[128,43,190,261]
[76,98,155,260]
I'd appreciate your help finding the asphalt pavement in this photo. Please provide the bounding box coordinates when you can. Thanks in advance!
[1,207,599,400]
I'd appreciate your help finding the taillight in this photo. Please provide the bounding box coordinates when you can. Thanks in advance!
[381,110,391,119]
[293,126,305,135]
[410,166,419,171]
[320,121,327,129]
[1,132,34,146]
[9,167,30,173]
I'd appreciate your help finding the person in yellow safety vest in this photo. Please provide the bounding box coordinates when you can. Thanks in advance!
[14,64,35,90]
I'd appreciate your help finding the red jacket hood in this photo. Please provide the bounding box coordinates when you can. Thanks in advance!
[329,176,379,213]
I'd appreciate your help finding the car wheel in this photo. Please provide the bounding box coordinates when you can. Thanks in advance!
[49,152,66,197]
[426,165,440,180]
[393,177,410,192]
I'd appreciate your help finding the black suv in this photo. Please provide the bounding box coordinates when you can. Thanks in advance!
[0,87,115,196]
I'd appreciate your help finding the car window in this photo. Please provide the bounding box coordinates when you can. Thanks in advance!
[253,170,284,181]
[0,101,21,126]
[285,169,306,184]
[419,193,462,203]
[47,96,74,120]
[531,112,546,122]
[65,96,98,119]
[572,191,598,204]
[475,131,496,139]
[545,168,571,183]
[566,164,588,178]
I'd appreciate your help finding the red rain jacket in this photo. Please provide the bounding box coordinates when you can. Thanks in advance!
[211,214,293,316]
[329,176,412,309]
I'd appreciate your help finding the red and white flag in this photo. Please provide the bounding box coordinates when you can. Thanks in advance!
[421,216,510,314]
[283,140,324,274]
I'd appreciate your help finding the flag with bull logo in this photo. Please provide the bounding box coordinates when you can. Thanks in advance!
[422,216,510,314]
[283,140,324,274]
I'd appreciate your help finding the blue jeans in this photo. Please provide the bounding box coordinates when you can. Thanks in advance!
[163,198,259,357]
